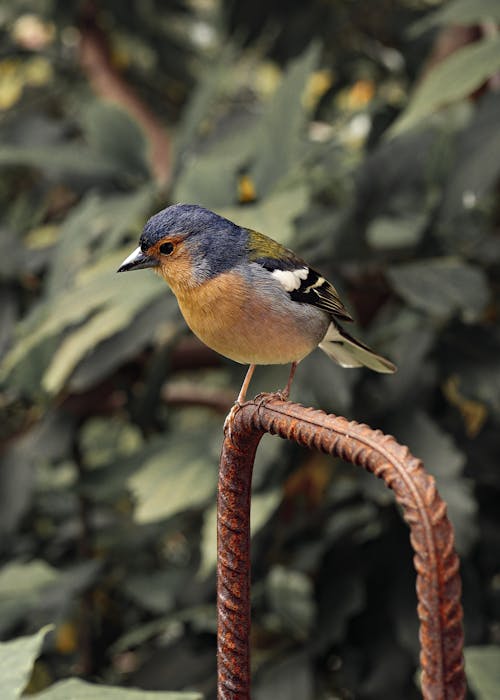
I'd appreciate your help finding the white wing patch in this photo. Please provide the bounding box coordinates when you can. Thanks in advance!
[271,267,309,292]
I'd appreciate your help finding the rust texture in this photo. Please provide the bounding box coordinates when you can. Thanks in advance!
[217,397,466,700]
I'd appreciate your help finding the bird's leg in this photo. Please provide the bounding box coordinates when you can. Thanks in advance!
[224,364,256,439]
[254,361,299,406]
[280,361,298,400]
[254,361,298,405]
[237,364,256,404]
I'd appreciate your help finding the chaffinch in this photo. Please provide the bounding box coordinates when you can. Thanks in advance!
[118,204,396,402]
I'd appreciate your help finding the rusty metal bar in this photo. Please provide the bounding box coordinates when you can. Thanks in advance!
[217,398,466,700]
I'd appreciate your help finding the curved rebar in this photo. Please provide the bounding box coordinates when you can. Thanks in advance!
[217,398,466,700]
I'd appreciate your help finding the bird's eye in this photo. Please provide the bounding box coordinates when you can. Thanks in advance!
[159,241,174,256]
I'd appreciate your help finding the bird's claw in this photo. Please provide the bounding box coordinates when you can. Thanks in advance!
[223,401,243,442]
[225,388,291,441]
[254,390,289,408]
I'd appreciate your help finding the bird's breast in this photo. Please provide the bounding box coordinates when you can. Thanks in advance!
[173,269,329,365]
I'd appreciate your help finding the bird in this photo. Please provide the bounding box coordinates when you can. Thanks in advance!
[117,204,396,403]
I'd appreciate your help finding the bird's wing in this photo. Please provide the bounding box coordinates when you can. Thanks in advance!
[247,230,353,322]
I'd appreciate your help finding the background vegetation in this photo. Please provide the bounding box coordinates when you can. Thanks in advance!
[1,0,500,697]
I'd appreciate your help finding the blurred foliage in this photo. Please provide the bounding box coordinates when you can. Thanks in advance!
[0,0,499,698]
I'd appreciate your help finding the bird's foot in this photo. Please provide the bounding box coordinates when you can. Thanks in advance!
[254,389,290,407]
[223,401,243,442]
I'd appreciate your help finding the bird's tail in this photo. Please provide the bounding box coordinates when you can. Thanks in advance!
[319,322,396,374]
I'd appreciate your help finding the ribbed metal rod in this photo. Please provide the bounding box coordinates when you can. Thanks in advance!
[217,398,466,700]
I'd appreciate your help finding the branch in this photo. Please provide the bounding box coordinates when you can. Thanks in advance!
[218,398,466,700]
[162,382,234,414]
[78,2,171,187]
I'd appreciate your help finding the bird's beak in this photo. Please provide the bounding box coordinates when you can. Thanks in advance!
[117,246,158,273]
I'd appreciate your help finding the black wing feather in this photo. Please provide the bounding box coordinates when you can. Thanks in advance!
[248,229,353,322]
[253,256,353,322]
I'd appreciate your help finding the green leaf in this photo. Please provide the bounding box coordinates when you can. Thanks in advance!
[42,304,143,394]
[0,626,53,700]
[122,571,176,615]
[80,417,143,469]
[388,411,477,554]
[35,678,202,700]
[410,0,500,37]
[348,311,433,418]
[0,146,120,177]
[447,327,500,420]
[388,258,490,321]
[0,289,17,353]
[172,148,249,209]
[324,503,380,544]
[111,605,215,654]
[250,42,320,194]
[173,43,319,207]
[297,351,356,415]
[366,211,427,250]
[68,296,177,393]
[1,248,166,393]
[316,574,366,648]
[439,93,500,227]
[459,358,500,417]
[128,429,220,524]
[219,184,309,246]
[266,565,316,640]
[199,488,281,577]
[47,188,155,298]
[254,653,313,700]
[0,411,73,535]
[465,646,500,700]
[390,37,500,136]
[0,560,100,636]
[175,44,239,158]
[0,560,58,600]
[82,102,151,179]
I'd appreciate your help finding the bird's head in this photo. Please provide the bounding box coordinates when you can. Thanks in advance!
[117,204,247,291]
